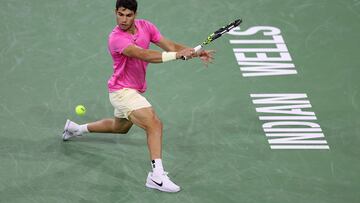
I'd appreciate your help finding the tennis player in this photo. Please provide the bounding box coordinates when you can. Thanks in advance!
[62,0,214,193]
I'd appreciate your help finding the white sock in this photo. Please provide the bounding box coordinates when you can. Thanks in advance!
[151,159,164,175]
[79,124,89,134]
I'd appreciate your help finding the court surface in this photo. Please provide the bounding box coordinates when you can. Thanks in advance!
[1,0,359,202]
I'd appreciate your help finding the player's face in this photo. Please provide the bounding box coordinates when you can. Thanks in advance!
[115,7,136,32]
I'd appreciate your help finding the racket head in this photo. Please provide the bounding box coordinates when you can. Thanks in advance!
[232,19,242,27]
[203,18,243,45]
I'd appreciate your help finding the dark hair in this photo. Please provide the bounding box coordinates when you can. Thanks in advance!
[116,0,138,13]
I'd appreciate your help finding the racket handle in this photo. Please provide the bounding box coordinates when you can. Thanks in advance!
[181,45,203,60]
[194,45,203,52]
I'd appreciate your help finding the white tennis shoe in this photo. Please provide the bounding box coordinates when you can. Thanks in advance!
[145,171,181,193]
[62,119,82,141]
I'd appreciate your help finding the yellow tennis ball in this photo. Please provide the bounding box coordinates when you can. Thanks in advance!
[75,105,86,116]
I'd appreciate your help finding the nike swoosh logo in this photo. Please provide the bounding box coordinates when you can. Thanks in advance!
[151,179,163,187]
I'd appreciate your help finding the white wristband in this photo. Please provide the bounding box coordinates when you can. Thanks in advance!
[162,52,177,62]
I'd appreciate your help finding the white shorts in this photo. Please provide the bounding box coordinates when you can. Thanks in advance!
[109,88,152,120]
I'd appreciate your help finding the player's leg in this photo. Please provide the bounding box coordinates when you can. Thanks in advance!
[128,107,162,160]
[62,89,136,141]
[128,107,180,193]
[87,117,133,134]
[62,117,133,141]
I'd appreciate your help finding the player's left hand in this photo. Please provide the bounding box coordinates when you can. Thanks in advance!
[197,50,215,67]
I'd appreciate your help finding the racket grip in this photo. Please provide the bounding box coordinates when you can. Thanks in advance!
[194,45,203,52]
[180,45,203,60]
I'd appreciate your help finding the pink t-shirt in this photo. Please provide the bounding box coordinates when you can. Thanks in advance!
[107,19,163,93]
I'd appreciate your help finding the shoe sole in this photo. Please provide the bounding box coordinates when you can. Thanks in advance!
[145,182,180,193]
[62,119,71,141]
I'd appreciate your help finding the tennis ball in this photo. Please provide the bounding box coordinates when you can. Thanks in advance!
[75,105,86,116]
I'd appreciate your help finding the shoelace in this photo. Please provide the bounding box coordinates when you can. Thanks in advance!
[162,172,170,180]
[63,130,73,135]
[152,171,170,179]
[64,129,82,137]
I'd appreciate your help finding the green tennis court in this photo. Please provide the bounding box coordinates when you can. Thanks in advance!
[1,0,359,202]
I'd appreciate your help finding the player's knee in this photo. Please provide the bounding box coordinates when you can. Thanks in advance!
[145,117,162,131]
[118,128,130,134]
[113,125,131,134]
[153,117,163,130]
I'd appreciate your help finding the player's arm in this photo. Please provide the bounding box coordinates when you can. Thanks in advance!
[122,44,194,63]
[156,37,215,65]
[155,37,188,52]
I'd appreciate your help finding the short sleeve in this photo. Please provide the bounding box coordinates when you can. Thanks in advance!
[145,21,163,43]
[109,35,133,54]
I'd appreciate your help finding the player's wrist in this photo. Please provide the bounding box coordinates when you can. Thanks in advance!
[162,52,177,62]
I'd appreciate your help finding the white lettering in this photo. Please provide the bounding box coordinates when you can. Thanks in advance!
[263,121,320,128]
[240,62,297,77]
[259,116,317,120]
[251,94,310,104]
[270,145,330,149]
[228,26,281,36]
[256,104,315,115]
[233,43,288,53]
[267,133,326,144]
[230,35,284,44]
[235,52,292,62]
[250,93,329,150]
[229,26,297,77]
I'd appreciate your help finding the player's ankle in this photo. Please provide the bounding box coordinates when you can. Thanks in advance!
[151,159,165,175]
[79,124,89,134]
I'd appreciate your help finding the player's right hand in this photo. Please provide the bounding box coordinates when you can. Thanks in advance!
[177,48,196,60]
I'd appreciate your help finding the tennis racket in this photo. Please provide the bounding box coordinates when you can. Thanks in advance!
[182,18,242,60]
